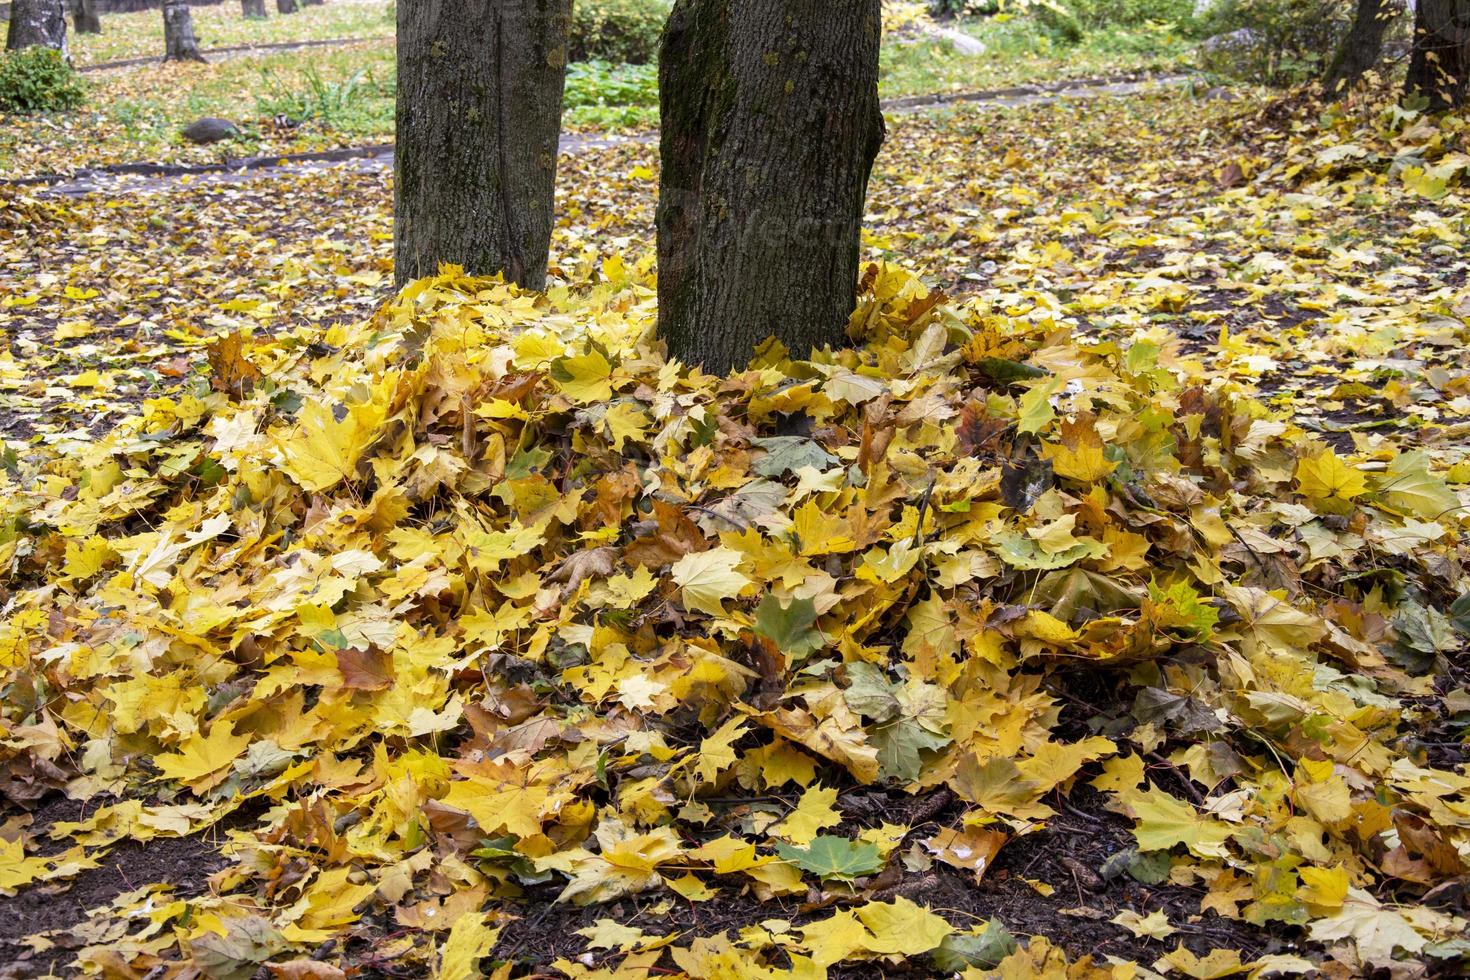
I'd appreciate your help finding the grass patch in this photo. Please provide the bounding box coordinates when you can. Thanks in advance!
[70,0,394,66]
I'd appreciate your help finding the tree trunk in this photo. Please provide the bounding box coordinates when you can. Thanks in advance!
[394,0,572,289]
[1322,0,1401,97]
[242,0,266,18]
[656,0,885,373]
[6,0,69,57]
[277,0,298,14]
[72,0,101,35]
[162,0,203,61]
[1405,0,1470,110]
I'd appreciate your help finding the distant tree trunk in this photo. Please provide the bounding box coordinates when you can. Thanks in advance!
[656,0,885,373]
[162,0,203,61]
[394,0,572,289]
[6,0,69,57]
[1323,0,1401,96]
[1405,0,1470,109]
[242,0,266,18]
[277,0,298,14]
[301,0,322,5]
[72,0,101,35]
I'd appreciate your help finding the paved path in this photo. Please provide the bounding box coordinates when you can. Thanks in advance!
[9,74,1192,199]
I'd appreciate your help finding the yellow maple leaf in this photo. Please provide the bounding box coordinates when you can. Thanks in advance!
[153,724,250,787]
[1127,786,1234,859]
[854,897,954,955]
[1043,414,1116,483]
[551,348,614,403]
[670,547,752,617]
[436,910,501,980]
[279,396,388,492]
[771,784,842,845]
[694,716,749,783]
[1296,449,1366,503]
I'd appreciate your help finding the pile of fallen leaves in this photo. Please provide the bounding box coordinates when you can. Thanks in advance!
[1,221,1467,977]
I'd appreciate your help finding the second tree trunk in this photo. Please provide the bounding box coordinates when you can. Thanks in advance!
[1406,0,1470,110]
[394,0,572,289]
[162,0,204,61]
[656,0,885,373]
[7,0,70,57]
[72,0,101,35]
[242,0,267,19]
[1322,0,1401,97]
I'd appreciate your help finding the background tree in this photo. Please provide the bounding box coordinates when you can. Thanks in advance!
[1322,0,1402,96]
[395,0,573,289]
[162,0,204,61]
[71,0,101,35]
[1406,0,1470,109]
[7,0,69,55]
[242,0,267,19]
[656,0,885,373]
[277,0,299,14]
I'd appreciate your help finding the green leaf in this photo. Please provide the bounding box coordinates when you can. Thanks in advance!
[843,661,900,722]
[752,436,839,477]
[976,357,1046,385]
[930,920,1018,971]
[753,594,824,660]
[991,530,1107,570]
[1374,451,1459,519]
[871,717,950,783]
[775,835,885,880]
[1016,377,1062,435]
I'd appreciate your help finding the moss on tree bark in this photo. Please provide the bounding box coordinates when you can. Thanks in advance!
[656,0,885,373]
[394,0,572,290]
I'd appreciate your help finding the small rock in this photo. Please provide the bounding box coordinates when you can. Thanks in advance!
[181,117,239,145]
[1199,28,1264,55]
[933,26,986,57]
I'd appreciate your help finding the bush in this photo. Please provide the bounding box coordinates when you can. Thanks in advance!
[1196,0,1351,85]
[1024,0,1203,43]
[0,47,86,114]
[564,60,658,128]
[570,0,672,65]
[928,0,1000,15]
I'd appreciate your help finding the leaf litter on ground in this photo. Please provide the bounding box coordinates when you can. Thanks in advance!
[0,78,1468,978]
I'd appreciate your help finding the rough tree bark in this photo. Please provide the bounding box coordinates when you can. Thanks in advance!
[72,0,101,35]
[655,0,885,373]
[242,0,267,19]
[162,0,204,61]
[394,0,573,289]
[277,0,299,14]
[1322,0,1402,96]
[6,0,69,56]
[1406,0,1470,109]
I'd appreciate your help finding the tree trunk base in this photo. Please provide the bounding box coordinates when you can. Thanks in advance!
[394,0,572,289]
[655,0,885,373]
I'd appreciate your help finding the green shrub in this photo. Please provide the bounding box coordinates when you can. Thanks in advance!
[570,0,672,65]
[1197,0,1351,85]
[928,0,1000,14]
[0,47,86,114]
[1024,0,1203,43]
[256,65,387,129]
[564,60,659,128]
